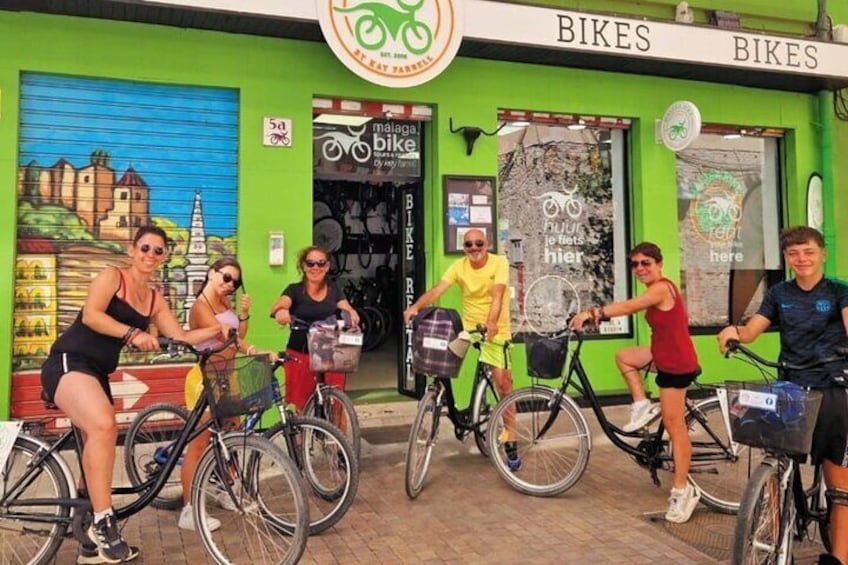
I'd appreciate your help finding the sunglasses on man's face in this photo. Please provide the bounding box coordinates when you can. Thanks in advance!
[304,259,329,268]
[630,259,654,269]
[139,243,166,256]
[217,270,242,288]
[463,240,486,249]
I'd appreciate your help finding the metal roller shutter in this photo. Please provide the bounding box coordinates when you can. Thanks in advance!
[12,73,238,427]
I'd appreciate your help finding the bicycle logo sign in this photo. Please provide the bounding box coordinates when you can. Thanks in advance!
[689,171,744,245]
[536,184,583,220]
[315,125,373,163]
[316,0,464,88]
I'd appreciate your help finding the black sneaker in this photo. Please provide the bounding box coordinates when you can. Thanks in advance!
[87,514,139,563]
[505,441,522,471]
[78,541,140,564]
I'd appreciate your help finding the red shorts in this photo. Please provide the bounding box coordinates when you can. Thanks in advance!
[283,349,346,411]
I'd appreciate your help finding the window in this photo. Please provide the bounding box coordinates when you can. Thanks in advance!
[499,115,630,335]
[676,132,782,329]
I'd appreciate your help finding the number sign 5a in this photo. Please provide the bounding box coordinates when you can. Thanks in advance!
[263,117,293,147]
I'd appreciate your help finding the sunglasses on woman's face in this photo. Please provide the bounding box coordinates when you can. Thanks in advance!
[139,243,166,256]
[216,270,242,287]
[304,259,328,268]
[630,259,654,269]
[463,240,485,249]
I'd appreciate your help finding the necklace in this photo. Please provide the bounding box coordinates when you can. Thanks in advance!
[124,270,150,310]
[202,291,228,314]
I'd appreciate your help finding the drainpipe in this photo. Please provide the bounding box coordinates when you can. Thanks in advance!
[819,91,836,276]
[816,1,836,274]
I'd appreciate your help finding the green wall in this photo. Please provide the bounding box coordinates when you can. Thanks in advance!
[0,8,830,416]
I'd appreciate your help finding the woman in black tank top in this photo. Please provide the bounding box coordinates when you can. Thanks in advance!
[39,226,227,562]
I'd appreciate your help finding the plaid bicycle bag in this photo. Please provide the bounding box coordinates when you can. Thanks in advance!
[412,307,465,378]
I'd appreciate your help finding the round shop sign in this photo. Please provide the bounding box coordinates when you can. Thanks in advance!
[660,101,701,152]
[316,0,464,88]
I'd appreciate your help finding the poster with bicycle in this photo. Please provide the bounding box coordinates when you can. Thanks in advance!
[312,119,420,182]
[675,134,780,328]
[498,123,630,337]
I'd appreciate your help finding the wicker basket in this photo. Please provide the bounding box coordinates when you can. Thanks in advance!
[202,353,275,418]
[724,381,823,455]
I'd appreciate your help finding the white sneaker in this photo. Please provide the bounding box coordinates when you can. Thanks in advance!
[178,504,221,532]
[622,401,660,432]
[214,483,242,511]
[665,483,701,523]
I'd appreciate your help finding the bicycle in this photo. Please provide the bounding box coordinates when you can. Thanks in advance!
[404,325,502,500]
[288,317,362,460]
[0,332,309,565]
[486,328,764,510]
[124,350,359,536]
[726,340,843,564]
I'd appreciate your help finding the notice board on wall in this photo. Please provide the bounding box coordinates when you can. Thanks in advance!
[443,175,496,254]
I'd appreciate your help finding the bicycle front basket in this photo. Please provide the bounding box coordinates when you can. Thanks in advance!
[724,381,823,455]
[202,353,275,419]
[525,333,568,379]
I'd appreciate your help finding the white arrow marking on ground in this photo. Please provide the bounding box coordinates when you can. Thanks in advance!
[112,372,149,410]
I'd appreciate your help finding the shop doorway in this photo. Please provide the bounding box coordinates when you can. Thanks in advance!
[312,109,426,399]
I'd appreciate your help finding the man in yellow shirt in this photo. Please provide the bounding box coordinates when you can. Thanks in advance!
[404,229,516,466]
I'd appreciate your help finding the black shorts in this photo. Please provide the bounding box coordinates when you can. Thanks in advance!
[40,352,114,404]
[809,386,848,467]
[655,367,701,389]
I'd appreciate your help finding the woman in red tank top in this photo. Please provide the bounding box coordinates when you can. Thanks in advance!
[569,242,701,524]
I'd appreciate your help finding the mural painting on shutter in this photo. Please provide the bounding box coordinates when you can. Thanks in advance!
[12,74,238,427]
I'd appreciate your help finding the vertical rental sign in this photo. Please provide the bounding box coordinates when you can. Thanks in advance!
[316,0,465,88]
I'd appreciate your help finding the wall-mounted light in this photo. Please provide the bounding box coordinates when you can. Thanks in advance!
[567,118,587,131]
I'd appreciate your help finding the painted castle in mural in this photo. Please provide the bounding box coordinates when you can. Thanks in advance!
[13,151,230,368]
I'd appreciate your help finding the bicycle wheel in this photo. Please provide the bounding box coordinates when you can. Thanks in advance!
[191,434,308,565]
[0,435,71,565]
[123,402,189,510]
[265,416,359,535]
[487,386,591,497]
[304,387,361,461]
[684,397,766,513]
[404,389,439,500]
[471,375,498,458]
[731,462,787,565]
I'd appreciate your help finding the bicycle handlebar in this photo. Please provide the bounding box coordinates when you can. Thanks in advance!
[724,339,847,372]
[153,328,239,361]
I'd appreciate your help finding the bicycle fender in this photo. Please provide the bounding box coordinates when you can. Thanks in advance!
[17,433,78,501]
[557,391,592,452]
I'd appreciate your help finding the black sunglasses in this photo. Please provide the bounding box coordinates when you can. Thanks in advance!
[304,259,329,268]
[216,269,242,288]
[463,240,486,249]
[630,259,654,269]
[139,243,165,256]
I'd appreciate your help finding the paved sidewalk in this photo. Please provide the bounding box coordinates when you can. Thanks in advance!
[49,400,825,564]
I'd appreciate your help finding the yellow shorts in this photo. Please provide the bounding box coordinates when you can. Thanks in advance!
[184,363,204,410]
[479,340,512,370]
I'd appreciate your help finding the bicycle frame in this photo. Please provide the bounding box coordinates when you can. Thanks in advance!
[548,332,737,484]
[1,388,221,528]
[434,355,497,435]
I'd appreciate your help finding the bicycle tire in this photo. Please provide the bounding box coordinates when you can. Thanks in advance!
[731,461,787,565]
[123,402,189,510]
[804,467,832,554]
[404,389,439,500]
[487,386,591,497]
[264,416,359,535]
[0,435,71,565]
[471,375,498,458]
[682,397,766,514]
[304,387,361,461]
[191,434,309,565]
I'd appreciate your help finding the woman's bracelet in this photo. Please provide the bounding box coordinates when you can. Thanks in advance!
[239,315,250,322]
[122,326,140,344]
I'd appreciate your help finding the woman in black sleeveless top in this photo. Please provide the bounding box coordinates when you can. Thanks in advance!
[40,226,226,563]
